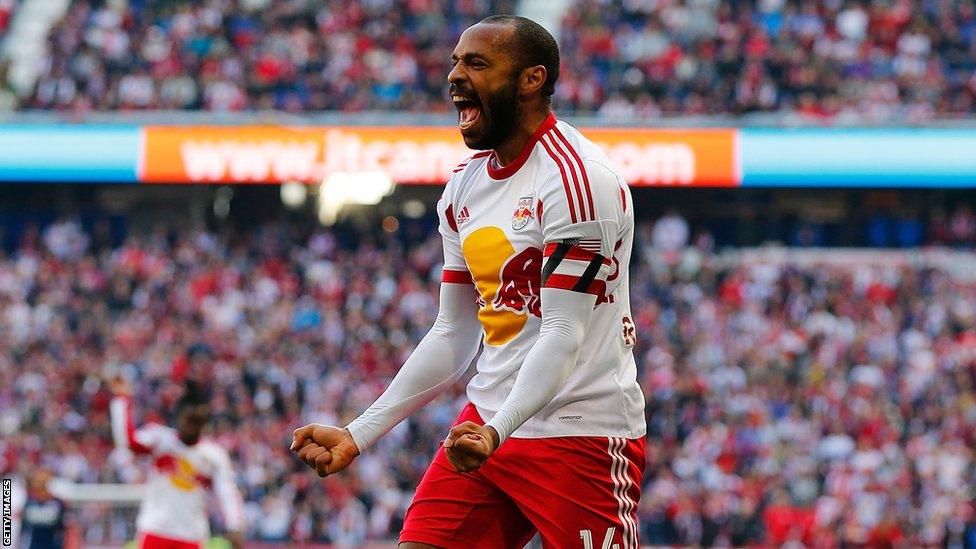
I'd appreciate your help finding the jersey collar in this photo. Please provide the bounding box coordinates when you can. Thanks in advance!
[486,112,557,180]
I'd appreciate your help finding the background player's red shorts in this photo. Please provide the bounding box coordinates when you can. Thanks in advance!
[400,403,646,549]
[137,532,204,549]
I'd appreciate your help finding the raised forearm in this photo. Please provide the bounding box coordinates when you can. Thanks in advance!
[484,287,595,444]
[345,282,482,451]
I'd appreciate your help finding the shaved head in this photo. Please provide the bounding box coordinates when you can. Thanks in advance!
[448,15,560,153]
[479,15,560,99]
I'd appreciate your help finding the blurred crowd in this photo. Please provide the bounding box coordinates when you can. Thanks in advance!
[1,214,976,546]
[558,0,976,120]
[1,217,454,545]
[656,203,976,249]
[10,0,976,120]
[23,0,512,113]
[636,229,976,546]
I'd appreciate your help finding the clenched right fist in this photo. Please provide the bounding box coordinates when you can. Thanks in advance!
[290,424,361,477]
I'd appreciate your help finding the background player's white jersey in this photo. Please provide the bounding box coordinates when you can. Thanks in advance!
[439,114,646,439]
[110,396,245,542]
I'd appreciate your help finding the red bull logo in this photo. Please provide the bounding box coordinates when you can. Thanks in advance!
[493,247,542,317]
[512,196,534,230]
[155,454,212,491]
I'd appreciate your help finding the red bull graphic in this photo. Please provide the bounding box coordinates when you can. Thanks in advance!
[461,226,542,345]
[493,247,542,317]
[512,196,535,230]
[155,454,212,491]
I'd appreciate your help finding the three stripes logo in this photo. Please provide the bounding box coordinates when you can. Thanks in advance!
[539,127,594,224]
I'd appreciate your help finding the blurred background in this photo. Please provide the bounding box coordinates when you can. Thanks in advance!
[2,0,976,547]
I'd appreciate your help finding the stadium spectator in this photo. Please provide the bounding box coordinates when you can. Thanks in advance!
[556,0,976,120]
[950,204,976,245]
[18,469,69,549]
[651,209,689,253]
[22,0,514,113]
[9,0,975,119]
[1,215,975,545]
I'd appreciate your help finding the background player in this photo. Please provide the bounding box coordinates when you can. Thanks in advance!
[109,379,245,549]
[292,15,646,548]
[16,469,69,549]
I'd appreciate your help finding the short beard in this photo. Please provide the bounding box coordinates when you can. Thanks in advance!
[469,77,520,151]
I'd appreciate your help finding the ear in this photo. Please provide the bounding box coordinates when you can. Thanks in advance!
[519,65,547,98]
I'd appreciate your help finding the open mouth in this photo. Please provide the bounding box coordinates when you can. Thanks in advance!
[453,96,482,130]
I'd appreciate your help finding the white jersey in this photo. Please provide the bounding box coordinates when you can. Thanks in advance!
[439,113,646,439]
[110,396,245,542]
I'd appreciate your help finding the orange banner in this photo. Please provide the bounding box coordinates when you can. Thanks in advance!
[140,126,737,186]
[587,128,737,187]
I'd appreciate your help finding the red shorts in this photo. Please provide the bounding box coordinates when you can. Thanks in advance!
[137,532,204,549]
[400,403,645,549]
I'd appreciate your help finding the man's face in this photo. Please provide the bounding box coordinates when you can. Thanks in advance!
[449,24,521,150]
[176,404,209,445]
[29,470,52,499]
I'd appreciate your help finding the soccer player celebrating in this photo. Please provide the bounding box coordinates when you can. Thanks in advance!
[292,15,645,548]
[110,379,245,549]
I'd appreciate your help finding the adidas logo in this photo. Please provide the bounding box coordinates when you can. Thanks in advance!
[456,206,470,226]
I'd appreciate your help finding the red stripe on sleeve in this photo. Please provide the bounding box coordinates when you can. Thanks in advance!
[445,204,458,233]
[442,269,473,284]
[543,274,607,296]
[545,132,588,221]
[544,243,611,265]
[542,273,579,290]
[553,128,596,221]
[539,137,578,223]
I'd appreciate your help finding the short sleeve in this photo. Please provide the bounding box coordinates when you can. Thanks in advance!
[436,179,472,284]
[538,158,624,296]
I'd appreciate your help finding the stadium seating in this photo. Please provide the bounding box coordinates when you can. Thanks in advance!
[3,0,976,546]
[2,215,976,545]
[18,0,514,112]
[556,0,976,120]
[7,0,976,120]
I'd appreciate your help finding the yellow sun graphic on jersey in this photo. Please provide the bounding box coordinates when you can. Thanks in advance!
[462,226,542,346]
